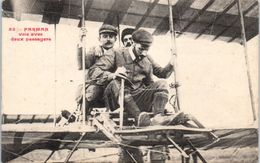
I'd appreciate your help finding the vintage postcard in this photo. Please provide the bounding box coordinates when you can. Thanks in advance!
[1,0,258,162]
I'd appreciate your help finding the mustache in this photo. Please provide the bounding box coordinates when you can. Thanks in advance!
[105,41,112,45]
[125,43,131,47]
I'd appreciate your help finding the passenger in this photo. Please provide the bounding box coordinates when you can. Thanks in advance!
[121,28,135,47]
[75,24,118,116]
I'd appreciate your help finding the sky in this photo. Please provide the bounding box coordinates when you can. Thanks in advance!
[2,17,258,128]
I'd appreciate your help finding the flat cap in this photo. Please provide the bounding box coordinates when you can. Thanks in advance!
[99,24,118,35]
[132,29,153,45]
[121,28,135,42]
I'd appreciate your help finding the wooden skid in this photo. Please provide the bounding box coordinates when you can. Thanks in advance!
[1,123,96,133]
[115,125,212,135]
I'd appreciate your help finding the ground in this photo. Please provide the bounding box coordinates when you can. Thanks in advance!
[7,147,258,163]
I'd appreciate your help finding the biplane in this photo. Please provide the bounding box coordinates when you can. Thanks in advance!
[1,0,258,162]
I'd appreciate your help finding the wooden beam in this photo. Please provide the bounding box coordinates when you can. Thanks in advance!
[1,123,97,133]
[195,0,237,39]
[114,125,212,134]
[29,115,36,124]
[152,16,169,35]
[237,0,257,121]
[64,132,87,162]
[227,35,238,43]
[103,0,125,25]
[42,0,65,24]
[177,0,215,37]
[78,0,93,28]
[212,1,258,41]
[3,114,54,124]
[153,0,195,35]
[81,0,87,124]
[167,0,180,112]
[103,4,116,24]
[116,0,135,25]
[228,21,257,42]
[44,115,51,123]
[15,115,20,124]
[172,0,196,18]
[135,0,159,29]
[62,141,117,149]
[84,0,93,19]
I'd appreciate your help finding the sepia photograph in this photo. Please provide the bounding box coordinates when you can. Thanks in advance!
[1,0,258,162]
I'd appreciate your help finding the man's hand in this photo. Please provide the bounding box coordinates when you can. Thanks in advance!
[113,67,127,79]
[169,53,176,66]
[79,27,87,41]
[94,46,103,57]
[77,28,87,48]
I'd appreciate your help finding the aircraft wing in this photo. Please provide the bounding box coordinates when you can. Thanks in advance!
[2,0,259,43]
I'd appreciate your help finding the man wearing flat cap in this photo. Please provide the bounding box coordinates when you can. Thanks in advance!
[77,24,118,70]
[89,29,176,126]
[75,24,118,115]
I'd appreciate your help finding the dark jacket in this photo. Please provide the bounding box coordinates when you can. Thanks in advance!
[77,46,116,70]
[88,47,174,89]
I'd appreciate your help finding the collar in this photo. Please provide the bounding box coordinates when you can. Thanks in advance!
[128,46,136,61]
[101,46,108,53]
[128,46,145,62]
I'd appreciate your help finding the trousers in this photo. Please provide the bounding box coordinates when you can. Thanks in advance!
[104,79,169,119]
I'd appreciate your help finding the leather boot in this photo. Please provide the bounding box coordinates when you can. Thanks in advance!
[152,92,168,115]
[124,95,151,126]
[138,112,151,127]
[124,95,141,124]
[151,112,185,126]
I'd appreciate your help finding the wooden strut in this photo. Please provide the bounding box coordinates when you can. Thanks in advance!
[64,132,87,163]
[44,150,55,163]
[167,134,208,163]
[92,115,122,143]
[91,111,215,163]
[117,13,121,47]
[185,138,207,163]
[81,0,87,124]
[125,150,138,163]
[92,114,168,163]
[237,0,256,121]
[119,79,125,129]
[54,23,57,127]
[166,135,189,158]
[188,115,219,141]
[168,0,181,112]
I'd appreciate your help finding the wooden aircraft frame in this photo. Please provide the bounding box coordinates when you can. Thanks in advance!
[1,0,258,162]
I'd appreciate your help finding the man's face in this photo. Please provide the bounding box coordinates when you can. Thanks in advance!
[133,42,150,56]
[123,34,133,47]
[99,33,117,49]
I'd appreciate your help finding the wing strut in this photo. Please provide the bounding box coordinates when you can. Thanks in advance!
[53,23,57,126]
[64,132,87,163]
[168,0,181,112]
[237,0,257,121]
[81,0,87,124]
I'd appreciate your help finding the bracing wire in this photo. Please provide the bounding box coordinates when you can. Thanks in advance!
[2,148,35,162]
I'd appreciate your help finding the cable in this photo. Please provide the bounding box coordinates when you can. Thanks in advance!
[73,153,119,162]
[2,148,35,162]
[2,135,76,143]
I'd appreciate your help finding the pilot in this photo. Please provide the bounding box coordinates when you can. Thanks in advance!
[89,29,176,126]
[120,27,145,163]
